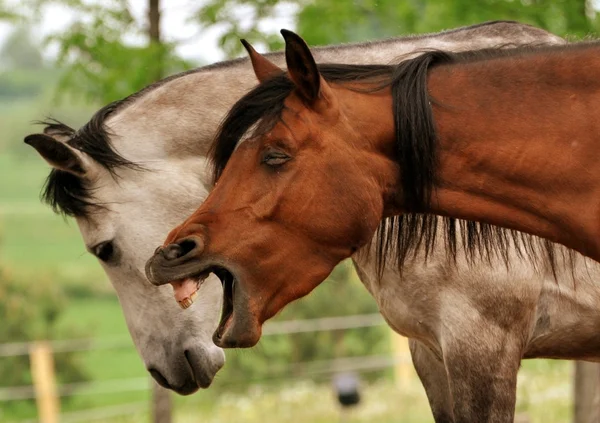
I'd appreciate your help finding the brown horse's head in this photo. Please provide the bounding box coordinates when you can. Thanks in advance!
[145,30,399,348]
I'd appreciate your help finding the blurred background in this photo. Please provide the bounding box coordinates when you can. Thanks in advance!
[0,1,599,422]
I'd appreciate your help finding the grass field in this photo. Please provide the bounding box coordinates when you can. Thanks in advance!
[1,151,137,420]
[48,360,575,423]
[0,151,579,422]
[0,153,108,289]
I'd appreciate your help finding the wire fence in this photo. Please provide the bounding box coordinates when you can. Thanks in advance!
[0,313,386,359]
[0,313,596,423]
[0,313,403,423]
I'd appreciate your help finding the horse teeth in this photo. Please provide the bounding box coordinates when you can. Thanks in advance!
[178,297,193,309]
[178,289,199,310]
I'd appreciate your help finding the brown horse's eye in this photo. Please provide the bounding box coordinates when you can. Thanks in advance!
[262,150,290,167]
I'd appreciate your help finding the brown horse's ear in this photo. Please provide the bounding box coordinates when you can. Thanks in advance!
[24,133,87,176]
[241,39,282,83]
[280,29,332,108]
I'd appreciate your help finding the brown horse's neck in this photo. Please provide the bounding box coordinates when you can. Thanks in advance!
[420,48,600,260]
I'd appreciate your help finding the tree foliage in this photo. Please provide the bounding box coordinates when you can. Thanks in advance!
[194,0,297,57]
[0,26,48,105]
[197,0,598,57]
[1,27,44,70]
[32,0,191,104]
[35,0,599,102]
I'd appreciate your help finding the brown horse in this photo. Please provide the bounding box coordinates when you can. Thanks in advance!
[146,31,600,349]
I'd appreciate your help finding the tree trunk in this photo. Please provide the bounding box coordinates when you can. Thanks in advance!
[148,0,160,43]
[152,380,172,423]
[573,361,600,423]
[147,0,164,81]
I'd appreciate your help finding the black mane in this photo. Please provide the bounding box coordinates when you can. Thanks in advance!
[39,102,138,217]
[210,64,395,182]
[210,42,588,274]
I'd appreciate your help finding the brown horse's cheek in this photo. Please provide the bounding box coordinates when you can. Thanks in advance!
[355,209,383,247]
[260,244,340,322]
[339,187,385,248]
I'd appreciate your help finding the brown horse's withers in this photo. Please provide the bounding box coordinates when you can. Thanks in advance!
[146,30,600,348]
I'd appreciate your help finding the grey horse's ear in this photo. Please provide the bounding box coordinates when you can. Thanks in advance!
[24,133,88,176]
[42,122,75,143]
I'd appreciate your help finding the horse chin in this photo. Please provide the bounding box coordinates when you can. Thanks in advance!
[212,268,261,348]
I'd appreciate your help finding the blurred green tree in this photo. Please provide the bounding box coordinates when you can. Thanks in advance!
[0,0,22,20]
[0,26,44,70]
[32,0,191,104]
[39,0,599,101]
[196,0,598,58]
[0,26,49,102]
[193,0,294,57]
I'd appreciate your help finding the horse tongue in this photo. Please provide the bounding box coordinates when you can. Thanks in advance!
[171,278,199,303]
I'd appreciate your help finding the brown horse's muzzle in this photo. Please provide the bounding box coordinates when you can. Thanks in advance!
[145,234,263,348]
[145,235,207,286]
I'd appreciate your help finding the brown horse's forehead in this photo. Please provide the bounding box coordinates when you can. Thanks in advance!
[272,99,320,145]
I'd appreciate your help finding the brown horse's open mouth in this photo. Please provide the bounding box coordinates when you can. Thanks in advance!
[171,266,260,347]
[212,267,235,341]
[167,264,235,317]
[205,265,261,348]
[146,253,261,348]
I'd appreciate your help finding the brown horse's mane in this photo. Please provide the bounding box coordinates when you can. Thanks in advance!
[210,41,600,274]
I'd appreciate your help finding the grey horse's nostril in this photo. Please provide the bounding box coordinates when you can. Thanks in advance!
[149,368,171,390]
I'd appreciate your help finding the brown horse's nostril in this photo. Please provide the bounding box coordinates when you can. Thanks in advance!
[162,244,183,260]
[161,237,202,261]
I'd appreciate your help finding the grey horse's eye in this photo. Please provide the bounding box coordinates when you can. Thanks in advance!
[93,241,114,263]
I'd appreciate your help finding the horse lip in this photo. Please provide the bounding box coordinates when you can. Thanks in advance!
[213,275,262,349]
[214,272,235,342]
[145,255,212,286]
[183,348,223,390]
[214,314,262,348]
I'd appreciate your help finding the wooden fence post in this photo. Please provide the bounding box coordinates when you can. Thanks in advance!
[152,379,172,423]
[391,331,412,388]
[29,341,59,423]
[574,361,600,423]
